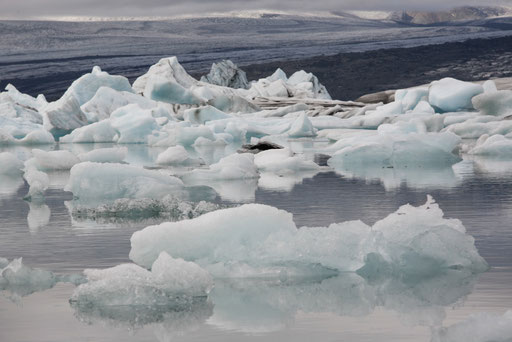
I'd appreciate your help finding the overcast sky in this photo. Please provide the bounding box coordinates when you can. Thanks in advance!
[1,0,511,18]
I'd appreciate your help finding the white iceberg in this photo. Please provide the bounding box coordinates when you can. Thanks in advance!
[156,145,201,166]
[181,153,258,182]
[109,104,159,144]
[63,66,133,106]
[77,147,127,163]
[80,86,158,122]
[130,197,488,277]
[41,93,89,137]
[23,166,49,200]
[60,119,117,143]
[428,78,483,112]
[328,132,461,169]
[432,310,512,342]
[287,112,317,138]
[70,252,212,306]
[472,90,512,117]
[254,148,320,174]
[183,105,232,125]
[468,134,512,157]
[0,152,24,175]
[25,149,80,171]
[65,162,184,203]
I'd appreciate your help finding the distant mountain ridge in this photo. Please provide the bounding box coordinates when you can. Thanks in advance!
[388,6,511,25]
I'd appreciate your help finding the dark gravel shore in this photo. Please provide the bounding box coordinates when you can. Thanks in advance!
[240,35,512,101]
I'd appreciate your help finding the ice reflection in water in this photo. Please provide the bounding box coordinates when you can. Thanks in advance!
[0,142,512,341]
[69,271,479,340]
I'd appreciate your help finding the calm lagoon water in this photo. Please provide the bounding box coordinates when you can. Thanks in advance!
[1,142,512,342]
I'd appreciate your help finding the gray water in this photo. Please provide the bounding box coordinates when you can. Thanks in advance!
[1,143,512,342]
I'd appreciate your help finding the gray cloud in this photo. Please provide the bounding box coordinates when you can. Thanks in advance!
[0,0,511,18]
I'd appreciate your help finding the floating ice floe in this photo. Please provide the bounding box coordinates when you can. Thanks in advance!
[25,149,80,171]
[0,257,83,298]
[327,131,461,169]
[467,134,512,157]
[65,162,185,204]
[181,153,258,182]
[432,310,512,342]
[130,196,488,278]
[254,148,320,174]
[0,152,24,175]
[70,252,213,307]
[23,165,49,200]
[156,145,202,166]
[77,147,127,163]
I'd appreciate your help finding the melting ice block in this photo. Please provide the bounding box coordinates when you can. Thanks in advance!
[25,149,80,171]
[65,162,184,203]
[78,147,127,163]
[432,310,512,342]
[156,145,201,166]
[328,132,461,169]
[23,166,49,200]
[130,197,488,277]
[109,104,159,144]
[287,112,317,138]
[428,78,483,112]
[60,119,117,143]
[254,148,320,174]
[181,153,258,181]
[0,152,24,175]
[472,90,512,117]
[70,252,212,306]
[468,134,512,157]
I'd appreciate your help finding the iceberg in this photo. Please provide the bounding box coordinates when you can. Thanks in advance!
[109,104,159,144]
[156,145,202,166]
[181,153,258,182]
[23,166,49,200]
[200,60,249,89]
[468,134,512,157]
[80,86,158,122]
[41,93,89,137]
[0,258,80,297]
[60,119,117,143]
[428,78,483,112]
[327,132,461,169]
[130,197,488,277]
[77,147,127,163]
[183,105,232,125]
[254,148,320,174]
[62,66,133,106]
[65,162,185,204]
[432,310,512,342]
[0,152,24,175]
[287,112,317,138]
[25,149,80,171]
[70,252,213,306]
[472,90,512,117]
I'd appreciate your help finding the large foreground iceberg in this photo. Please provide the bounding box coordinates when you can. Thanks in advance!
[130,196,488,277]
